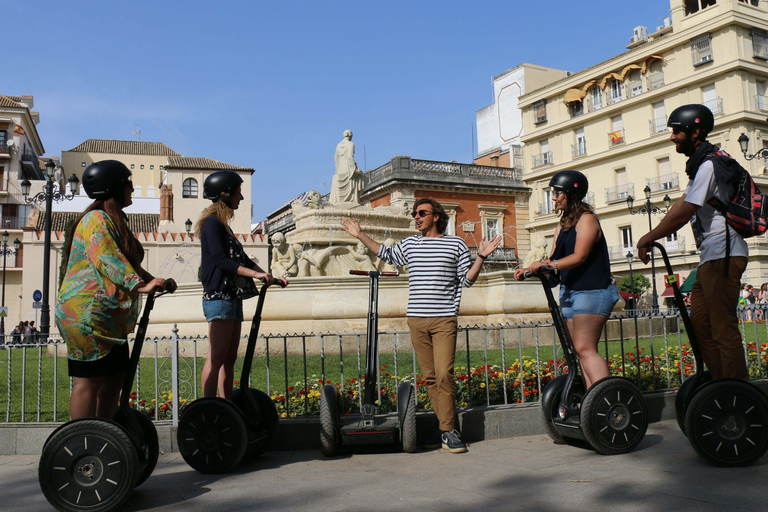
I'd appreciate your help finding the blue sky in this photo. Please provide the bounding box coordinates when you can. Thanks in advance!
[5,0,671,222]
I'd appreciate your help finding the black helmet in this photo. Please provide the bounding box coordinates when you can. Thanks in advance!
[549,170,588,200]
[82,160,132,202]
[204,170,243,203]
[667,104,714,135]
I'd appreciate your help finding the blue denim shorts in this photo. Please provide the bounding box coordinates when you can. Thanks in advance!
[559,285,619,319]
[203,299,244,322]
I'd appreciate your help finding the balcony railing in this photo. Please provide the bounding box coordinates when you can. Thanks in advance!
[586,191,596,207]
[607,92,623,106]
[609,245,634,261]
[609,129,625,146]
[0,143,8,154]
[627,81,643,98]
[650,116,668,135]
[664,236,686,254]
[512,146,524,170]
[606,183,634,203]
[703,97,724,116]
[469,246,516,263]
[571,141,587,158]
[647,173,679,193]
[536,202,555,217]
[0,217,24,230]
[588,97,603,112]
[569,102,584,118]
[755,94,768,112]
[532,151,553,168]
[647,73,665,91]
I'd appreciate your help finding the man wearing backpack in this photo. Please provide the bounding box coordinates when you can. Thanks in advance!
[637,104,749,381]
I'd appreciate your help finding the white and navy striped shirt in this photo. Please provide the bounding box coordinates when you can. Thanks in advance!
[377,235,474,317]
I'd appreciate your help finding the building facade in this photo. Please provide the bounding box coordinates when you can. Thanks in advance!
[493,0,768,304]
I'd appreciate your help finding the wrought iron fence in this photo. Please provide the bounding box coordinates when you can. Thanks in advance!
[3,309,767,426]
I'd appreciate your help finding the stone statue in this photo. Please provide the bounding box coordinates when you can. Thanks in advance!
[522,234,549,269]
[294,244,312,277]
[353,242,377,272]
[292,190,323,215]
[379,238,399,273]
[270,232,298,278]
[301,245,349,276]
[330,130,364,205]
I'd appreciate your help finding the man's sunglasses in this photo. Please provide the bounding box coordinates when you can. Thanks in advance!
[411,209,434,218]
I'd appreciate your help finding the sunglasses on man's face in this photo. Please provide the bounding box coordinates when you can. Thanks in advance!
[411,209,435,218]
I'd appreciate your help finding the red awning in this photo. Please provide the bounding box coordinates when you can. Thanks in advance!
[619,291,639,301]
[660,287,675,297]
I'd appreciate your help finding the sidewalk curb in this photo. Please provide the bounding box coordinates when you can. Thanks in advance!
[0,390,680,455]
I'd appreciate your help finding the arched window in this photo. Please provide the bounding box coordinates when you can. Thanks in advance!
[183,178,198,198]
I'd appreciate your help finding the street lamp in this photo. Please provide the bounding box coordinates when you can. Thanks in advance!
[626,251,635,314]
[0,231,21,337]
[21,160,79,338]
[737,133,768,161]
[626,185,671,313]
[185,218,193,239]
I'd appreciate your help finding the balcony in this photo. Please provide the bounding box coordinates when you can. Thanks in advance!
[571,141,587,158]
[664,236,686,254]
[532,151,553,169]
[569,102,584,118]
[755,94,768,113]
[0,143,8,155]
[647,73,665,91]
[587,97,603,113]
[512,146,524,170]
[649,116,668,135]
[606,92,623,106]
[627,81,643,98]
[469,246,516,263]
[21,149,42,177]
[536,202,555,217]
[606,183,634,203]
[609,129,625,146]
[647,173,679,193]
[609,245,634,261]
[703,97,724,116]
[0,217,25,230]
[585,191,596,207]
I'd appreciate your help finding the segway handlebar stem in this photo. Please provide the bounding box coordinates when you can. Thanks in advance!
[349,270,399,277]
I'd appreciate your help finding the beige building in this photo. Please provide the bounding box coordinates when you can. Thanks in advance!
[505,0,768,305]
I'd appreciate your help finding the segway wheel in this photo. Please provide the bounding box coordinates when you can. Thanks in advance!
[581,378,648,455]
[684,380,768,467]
[113,408,159,488]
[675,371,712,436]
[399,382,417,453]
[232,387,279,457]
[319,384,340,457]
[540,374,586,446]
[39,419,139,512]
[177,398,248,473]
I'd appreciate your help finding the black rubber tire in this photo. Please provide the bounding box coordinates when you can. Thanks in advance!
[177,398,248,474]
[581,378,648,455]
[128,409,158,488]
[319,385,340,457]
[232,387,279,457]
[400,384,417,453]
[540,375,586,446]
[684,380,768,467]
[39,419,139,512]
[675,371,712,436]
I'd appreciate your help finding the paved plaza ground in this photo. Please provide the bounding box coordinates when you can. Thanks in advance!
[1,420,764,512]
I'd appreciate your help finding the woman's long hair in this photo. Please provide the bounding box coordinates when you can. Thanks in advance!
[60,198,144,280]
[195,191,235,236]
[559,192,595,231]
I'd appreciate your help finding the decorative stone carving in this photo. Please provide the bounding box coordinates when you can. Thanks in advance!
[271,232,298,278]
[353,242,377,272]
[330,130,364,205]
[522,233,549,269]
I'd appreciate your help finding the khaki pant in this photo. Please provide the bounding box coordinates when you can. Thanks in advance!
[407,316,458,431]
[689,256,749,380]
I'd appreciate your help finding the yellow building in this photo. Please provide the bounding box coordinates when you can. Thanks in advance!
[511,0,768,305]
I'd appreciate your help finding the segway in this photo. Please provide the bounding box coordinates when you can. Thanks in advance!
[39,279,177,512]
[523,267,648,455]
[177,279,284,473]
[319,270,417,456]
[654,242,768,466]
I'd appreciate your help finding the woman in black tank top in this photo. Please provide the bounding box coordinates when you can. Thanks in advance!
[515,171,619,389]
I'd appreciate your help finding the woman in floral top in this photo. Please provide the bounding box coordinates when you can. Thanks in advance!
[197,170,285,400]
[56,161,169,420]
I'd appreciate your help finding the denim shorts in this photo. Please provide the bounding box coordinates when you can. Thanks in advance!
[559,285,619,319]
[203,299,244,322]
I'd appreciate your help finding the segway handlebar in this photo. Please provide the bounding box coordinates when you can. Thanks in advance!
[349,270,400,277]
[649,241,675,276]
[521,265,555,280]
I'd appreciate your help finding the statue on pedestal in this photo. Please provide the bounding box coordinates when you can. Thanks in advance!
[330,130,364,205]
[271,232,297,278]
[522,234,549,269]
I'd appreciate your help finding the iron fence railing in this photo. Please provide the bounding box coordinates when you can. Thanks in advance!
[647,173,679,193]
[532,151,553,168]
[3,309,767,425]
[605,183,634,203]
[650,115,668,135]
[703,97,724,116]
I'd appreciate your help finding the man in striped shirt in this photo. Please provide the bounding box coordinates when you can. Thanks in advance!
[341,198,501,453]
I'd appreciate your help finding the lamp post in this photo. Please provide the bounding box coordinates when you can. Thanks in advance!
[626,251,636,315]
[185,218,193,238]
[738,133,768,161]
[626,185,671,313]
[0,231,21,337]
[21,160,79,337]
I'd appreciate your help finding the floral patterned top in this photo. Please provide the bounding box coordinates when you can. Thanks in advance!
[55,210,148,362]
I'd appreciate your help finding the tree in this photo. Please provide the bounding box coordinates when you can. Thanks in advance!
[618,274,651,297]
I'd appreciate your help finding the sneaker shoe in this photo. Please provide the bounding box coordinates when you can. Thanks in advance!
[441,429,467,453]
[421,430,442,450]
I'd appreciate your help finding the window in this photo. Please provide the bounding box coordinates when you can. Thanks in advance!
[686,0,717,14]
[757,81,767,111]
[569,101,584,118]
[81,162,86,167]
[610,116,624,145]
[485,219,500,239]
[691,34,713,66]
[651,101,667,134]
[647,60,665,91]
[159,165,164,170]
[753,30,768,60]
[183,178,198,198]
[533,101,547,124]
[609,79,622,104]
[150,165,155,170]
[574,128,587,157]
[621,226,633,251]
[589,86,603,111]
[140,164,145,170]
[666,232,680,252]
[0,130,5,146]
[739,0,759,6]
[627,70,643,97]
[702,83,721,115]
[130,164,135,169]
[478,204,506,238]
[541,189,553,215]
[533,139,552,168]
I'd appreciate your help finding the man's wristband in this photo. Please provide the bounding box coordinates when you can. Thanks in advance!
[478,254,487,260]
